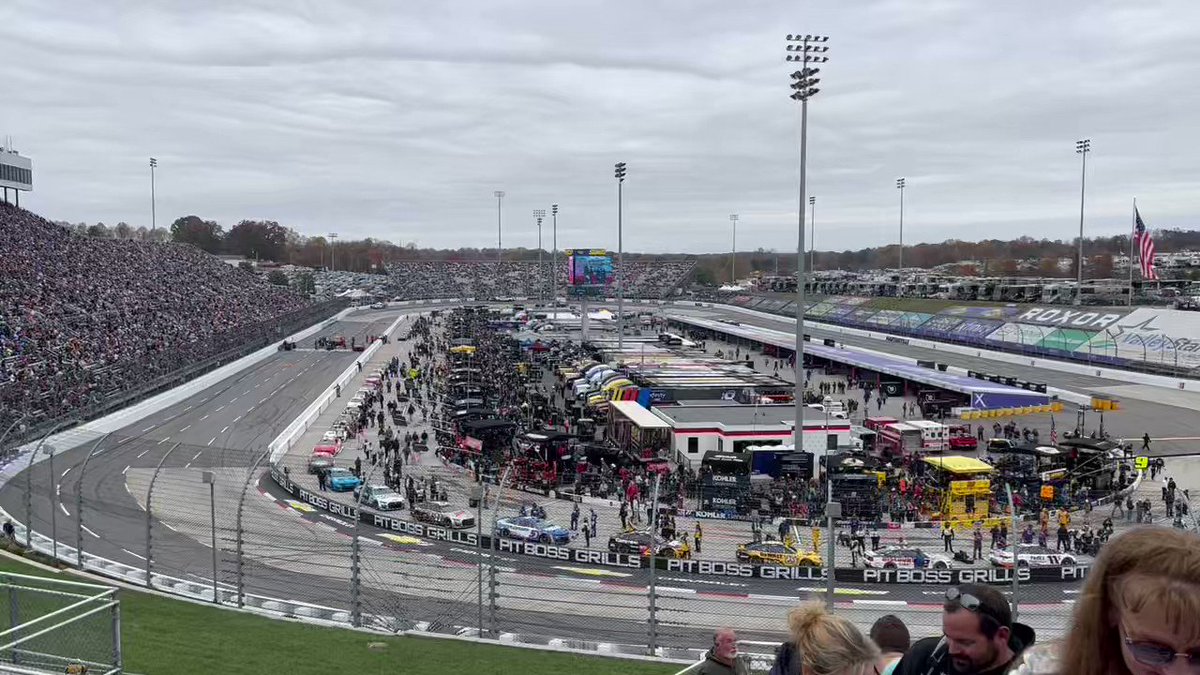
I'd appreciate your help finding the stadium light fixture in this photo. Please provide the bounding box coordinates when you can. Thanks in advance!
[808,196,816,274]
[534,209,546,302]
[328,232,339,271]
[614,162,627,351]
[494,191,505,270]
[551,204,560,302]
[729,214,739,285]
[786,31,832,608]
[1075,139,1091,301]
[149,157,158,231]
[896,177,906,287]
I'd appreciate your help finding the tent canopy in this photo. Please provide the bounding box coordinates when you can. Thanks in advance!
[922,455,995,475]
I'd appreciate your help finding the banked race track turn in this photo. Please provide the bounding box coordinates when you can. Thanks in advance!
[6,299,1187,656]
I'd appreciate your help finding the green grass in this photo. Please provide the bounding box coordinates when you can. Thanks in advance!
[0,553,677,675]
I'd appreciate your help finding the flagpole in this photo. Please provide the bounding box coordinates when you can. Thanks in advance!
[1128,197,1136,307]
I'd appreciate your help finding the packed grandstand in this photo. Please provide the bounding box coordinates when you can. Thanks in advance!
[0,203,326,441]
[384,260,695,301]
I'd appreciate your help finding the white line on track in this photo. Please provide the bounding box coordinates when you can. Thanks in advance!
[179,425,191,432]
[192,451,203,461]
[207,437,216,446]
[851,599,909,606]
[122,548,147,561]
[142,425,155,432]
[184,405,193,411]
[243,390,252,395]
[233,415,242,422]
[161,522,177,533]
[61,467,72,479]
[200,414,209,421]
[220,426,229,434]
[82,525,99,538]
[157,437,170,445]
[59,503,70,517]
[231,397,239,402]
[184,463,191,469]
[122,465,130,475]
[247,406,256,412]
[258,397,268,404]
[215,405,225,412]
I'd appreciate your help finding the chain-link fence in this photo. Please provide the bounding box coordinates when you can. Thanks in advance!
[0,573,121,675]
[0,426,1117,664]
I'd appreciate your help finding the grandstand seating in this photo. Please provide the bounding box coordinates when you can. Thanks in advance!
[0,203,315,439]
[386,259,695,300]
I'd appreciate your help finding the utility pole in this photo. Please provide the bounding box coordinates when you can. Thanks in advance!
[1075,139,1091,303]
[729,214,739,285]
[534,209,546,303]
[149,158,158,231]
[494,190,505,271]
[552,204,559,303]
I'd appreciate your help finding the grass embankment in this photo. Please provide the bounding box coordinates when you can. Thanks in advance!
[0,549,677,675]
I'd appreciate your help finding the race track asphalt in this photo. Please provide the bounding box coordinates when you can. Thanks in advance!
[2,301,1181,649]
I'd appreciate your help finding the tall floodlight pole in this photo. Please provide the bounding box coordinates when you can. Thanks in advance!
[149,158,158,231]
[328,232,338,271]
[808,196,816,274]
[1075,139,1091,302]
[788,31,830,606]
[615,162,627,352]
[552,204,560,302]
[495,190,505,270]
[729,214,739,285]
[896,178,906,292]
[534,209,546,303]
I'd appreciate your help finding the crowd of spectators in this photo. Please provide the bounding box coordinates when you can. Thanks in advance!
[0,203,314,439]
[386,259,695,300]
[307,270,393,299]
[697,526,1200,675]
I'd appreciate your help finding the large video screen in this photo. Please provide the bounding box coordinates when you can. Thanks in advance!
[566,249,613,287]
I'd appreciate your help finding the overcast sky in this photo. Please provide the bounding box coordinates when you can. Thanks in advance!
[3,0,1199,254]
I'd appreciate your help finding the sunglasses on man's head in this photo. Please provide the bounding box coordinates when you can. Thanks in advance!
[1121,627,1200,671]
[944,587,1008,627]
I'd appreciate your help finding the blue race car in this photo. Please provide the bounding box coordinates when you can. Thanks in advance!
[494,516,571,545]
[326,468,363,492]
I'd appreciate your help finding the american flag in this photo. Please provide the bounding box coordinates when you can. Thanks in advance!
[1050,417,1057,445]
[1135,207,1159,281]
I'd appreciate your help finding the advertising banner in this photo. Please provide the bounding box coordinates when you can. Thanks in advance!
[1013,307,1128,330]
[1074,308,1200,369]
[268,468,1087,584]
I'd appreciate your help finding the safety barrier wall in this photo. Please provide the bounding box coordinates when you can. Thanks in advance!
[690,300,1200,392]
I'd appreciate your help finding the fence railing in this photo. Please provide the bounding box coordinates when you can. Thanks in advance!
[0,428,1090,663]
[0,572,122,675]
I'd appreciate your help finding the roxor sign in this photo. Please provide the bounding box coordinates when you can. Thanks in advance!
[1016,308,1124,329]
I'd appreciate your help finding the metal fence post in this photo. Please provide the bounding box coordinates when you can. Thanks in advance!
[25,422,72,549]
[49,447,57,562]
[111,589,123,672]
[8,582,18,667]
[488,557,498,638]
[488,465,514,639]
[145,443,181,588]
[648,473,661,655]
[350,460,379,628]
[1006,482,1020,621]
[75,433,112,569]
[236,451,269,608]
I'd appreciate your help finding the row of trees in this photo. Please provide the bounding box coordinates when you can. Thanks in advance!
[69,213,1198,281]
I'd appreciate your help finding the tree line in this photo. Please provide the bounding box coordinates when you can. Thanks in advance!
[66,214,1200,280]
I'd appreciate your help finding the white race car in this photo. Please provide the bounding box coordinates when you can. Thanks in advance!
[988,544,1077,568]
[412,501,475,529]
[354,484,405,511]
[863,546,954,570]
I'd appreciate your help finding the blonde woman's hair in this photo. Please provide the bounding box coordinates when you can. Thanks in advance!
[789,602,881,675]
[1061,526,1200,675]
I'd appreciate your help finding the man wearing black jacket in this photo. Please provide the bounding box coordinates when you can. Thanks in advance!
[893,584,1034,675]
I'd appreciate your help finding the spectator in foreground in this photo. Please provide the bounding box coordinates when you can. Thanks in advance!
[698,627,746,675]
[777,602,879,675]
[1010,526,1200,675]
[893,583,1034,675]
[870,614,911,675]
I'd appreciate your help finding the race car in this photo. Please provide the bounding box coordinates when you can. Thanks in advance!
[312,443,342,457]
[494,516,571,545]
[307,455,335,475]
[736,540,823,567]
[412,501,475,529]
[353,484,405,511]
[607,529,691,559]
[863,546,954,570]
[370,302,386,309]
[325,468,362,493]
[988,544,1078,568]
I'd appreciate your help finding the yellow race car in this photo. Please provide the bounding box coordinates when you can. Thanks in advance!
[736,540,823,567]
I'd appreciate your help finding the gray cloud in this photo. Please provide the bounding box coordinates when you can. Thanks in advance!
[2,0,1197,254]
